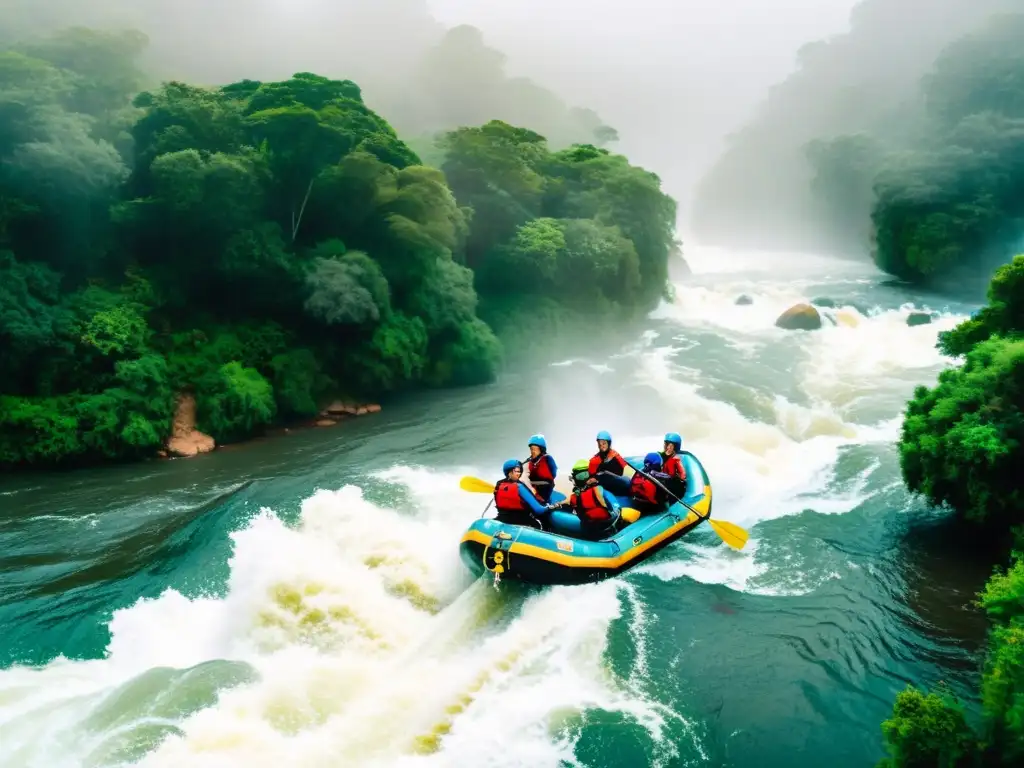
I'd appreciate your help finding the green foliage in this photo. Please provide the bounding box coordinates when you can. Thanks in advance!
[304,248,390,327]
[978,554,1024,760]
[897,255,1024,530]
[0,25,680,469]
[940,256,1024,357]
[878,685,979,768]
[878,552,1024,767]
[428,317,502,388]
[899,336,1024,528]
[269,348,329,419]
[197,362,276,442]
[351,313,429,394]
[885,253,1024,767]
[867,13,1024,283]
[441,122,676,313]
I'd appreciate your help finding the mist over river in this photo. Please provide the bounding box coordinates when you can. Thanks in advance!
[0,246,997,767]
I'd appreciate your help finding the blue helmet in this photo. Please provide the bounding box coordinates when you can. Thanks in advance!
[644,451,663,467]
[664,432,682,450]
[528,434,547,451]
[596,430,612,443]
[502,458,523,475]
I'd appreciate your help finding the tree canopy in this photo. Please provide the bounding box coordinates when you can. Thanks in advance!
[878,255,1024,766]
[0,27,677,468]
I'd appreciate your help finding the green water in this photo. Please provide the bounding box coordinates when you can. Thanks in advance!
[0,249,996,767]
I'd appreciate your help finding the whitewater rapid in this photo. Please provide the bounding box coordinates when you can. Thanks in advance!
[0,246,969,768]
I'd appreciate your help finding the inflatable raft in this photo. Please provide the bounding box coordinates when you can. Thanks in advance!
[459,451,712,585]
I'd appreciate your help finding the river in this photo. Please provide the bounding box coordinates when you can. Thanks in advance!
[0,246,997,768]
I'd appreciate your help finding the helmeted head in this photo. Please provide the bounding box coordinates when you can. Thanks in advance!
[596,430,612,452]
[571,459,590,489]
[502,458,523,478]
[528,434,547,457]
[663,432,682,454]
[643,451,663,468]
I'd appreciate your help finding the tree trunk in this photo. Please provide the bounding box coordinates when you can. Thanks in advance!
[291,177,315,242]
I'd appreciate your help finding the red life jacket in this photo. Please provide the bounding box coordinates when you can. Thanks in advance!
[589,449,626,477]
[494,480,528,512]
[662,454,685,480]
[630,473,660,505]
[527,454,554,483]
[574,486,612,522]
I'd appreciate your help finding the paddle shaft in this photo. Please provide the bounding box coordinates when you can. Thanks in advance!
[632,463,709,523]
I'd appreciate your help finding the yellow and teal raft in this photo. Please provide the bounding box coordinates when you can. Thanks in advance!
[459,451,712,585]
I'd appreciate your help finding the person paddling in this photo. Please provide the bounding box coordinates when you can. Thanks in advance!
[660,432,687,497]
[629,452,672,515]
[586,430,629,492]
[493,459,551,529]
[524,434,558,503]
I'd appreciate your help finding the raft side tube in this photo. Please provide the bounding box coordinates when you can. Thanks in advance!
[459,451,712,585]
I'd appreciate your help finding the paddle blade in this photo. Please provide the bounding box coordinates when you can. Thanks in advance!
[459,476,495,494]
[709,519,749,550]
[620,507,641,524]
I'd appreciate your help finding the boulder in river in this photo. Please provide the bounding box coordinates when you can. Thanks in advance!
[906,312,932,327]
[810,297,836,308]
[166,393,216,458]
[735,294,753,306]
[775,303,822,331]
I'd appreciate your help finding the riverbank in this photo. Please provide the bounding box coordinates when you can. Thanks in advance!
[0,249,989,767]
[160,393,385,460]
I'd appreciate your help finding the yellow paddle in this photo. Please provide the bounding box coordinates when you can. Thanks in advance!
[631,465,750,550]
[459,476,496,494]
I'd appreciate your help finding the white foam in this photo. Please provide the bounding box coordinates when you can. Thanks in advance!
[0,477,681,767]
[0,246,974,766]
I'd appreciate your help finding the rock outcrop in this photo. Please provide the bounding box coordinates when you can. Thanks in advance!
[735,294,753,305]
[166,393,216,458]
[315,401,383,427]
[775,303,822,331]
[906,312,932,327]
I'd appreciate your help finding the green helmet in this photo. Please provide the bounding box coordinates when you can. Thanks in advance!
[571,459,590,487]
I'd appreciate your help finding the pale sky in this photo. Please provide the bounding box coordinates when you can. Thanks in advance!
[426,0,859,225]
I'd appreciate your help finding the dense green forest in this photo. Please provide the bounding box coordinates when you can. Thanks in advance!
[690,0,1022,289]
[0,27,676,468]
[877,255,1024,766]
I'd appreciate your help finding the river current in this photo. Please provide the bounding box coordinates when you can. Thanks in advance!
[0,246,995,767]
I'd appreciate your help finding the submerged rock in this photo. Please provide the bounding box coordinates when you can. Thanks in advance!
[735,294,753,305]
[906,312,932,327]
[810,297,836,308]
[166,393,215,458]
[835,309,860,327]
[775,303,822,331]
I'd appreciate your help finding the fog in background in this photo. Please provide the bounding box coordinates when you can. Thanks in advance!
[687,0,1022,255]
[428,0,858,232]
[5,0,1017,256]
[2,0,862,231]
